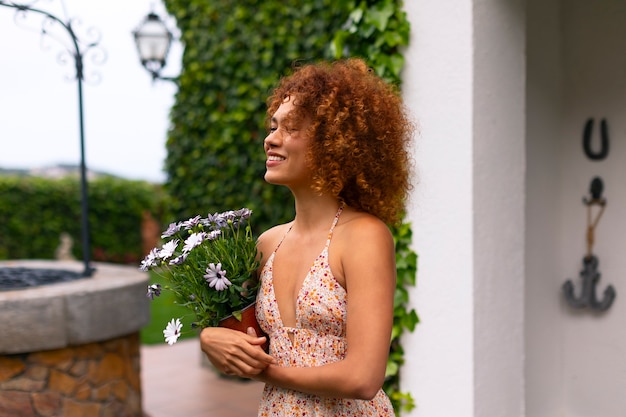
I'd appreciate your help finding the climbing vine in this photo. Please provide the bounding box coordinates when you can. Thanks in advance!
[162,0,416,413]
[162,0,349,231]
[388,221,419,412]
[330,0,410,86]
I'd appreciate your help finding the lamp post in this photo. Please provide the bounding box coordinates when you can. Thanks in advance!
[133,11,177,83]
[0,0,101,277]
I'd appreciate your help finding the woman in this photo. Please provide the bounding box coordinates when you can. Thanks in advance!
[201,58,413,416]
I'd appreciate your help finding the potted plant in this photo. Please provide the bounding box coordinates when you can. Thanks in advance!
[141,208,264,346]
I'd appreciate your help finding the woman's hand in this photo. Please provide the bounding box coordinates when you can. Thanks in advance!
[200,326,275,378]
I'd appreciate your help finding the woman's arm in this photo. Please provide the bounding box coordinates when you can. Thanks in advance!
[254,217,396,400]
[199,225,285,376]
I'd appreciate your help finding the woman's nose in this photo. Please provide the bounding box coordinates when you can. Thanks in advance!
[264,130,279,150]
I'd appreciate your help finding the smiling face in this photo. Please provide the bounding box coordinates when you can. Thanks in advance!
[263,96,313,190]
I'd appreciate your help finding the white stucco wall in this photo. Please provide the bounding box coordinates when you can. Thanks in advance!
[525,0,565,416]
[402,2,525,416]
[403,1,624,415]
[402,1,474,415]
[527,1,626,416]
[472,2,526,417]
[560,12,626,416]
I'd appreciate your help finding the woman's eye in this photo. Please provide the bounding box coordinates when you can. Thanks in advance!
[269,127,277,133]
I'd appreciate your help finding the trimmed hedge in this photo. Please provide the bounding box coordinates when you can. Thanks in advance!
[0,176,166,263]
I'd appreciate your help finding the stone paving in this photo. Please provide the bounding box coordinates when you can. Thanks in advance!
[141,338,264,417]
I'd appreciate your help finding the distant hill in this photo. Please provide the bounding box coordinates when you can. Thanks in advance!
[0,164,115,180]
[0,167,29,177]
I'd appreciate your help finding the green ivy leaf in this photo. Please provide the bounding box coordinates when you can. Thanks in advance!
[365,1,395,31]
[385,359,399,377]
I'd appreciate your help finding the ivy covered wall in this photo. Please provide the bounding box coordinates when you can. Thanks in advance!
[163,0,349,232]
[161,0,415,413]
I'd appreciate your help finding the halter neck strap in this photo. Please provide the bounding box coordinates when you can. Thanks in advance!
[325,204,344,248]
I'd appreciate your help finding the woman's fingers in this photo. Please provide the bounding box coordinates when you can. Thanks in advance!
[200,327,274,377]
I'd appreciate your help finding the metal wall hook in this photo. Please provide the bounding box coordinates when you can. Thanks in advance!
[562,177,616,312]
[582,177,606,259]
[582,118,610,160]
[585,176,604,202]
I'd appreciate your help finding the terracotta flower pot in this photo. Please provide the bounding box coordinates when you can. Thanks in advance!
[218,302,269,352]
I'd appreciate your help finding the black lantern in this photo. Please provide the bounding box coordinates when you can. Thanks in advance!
[133,12,175,82]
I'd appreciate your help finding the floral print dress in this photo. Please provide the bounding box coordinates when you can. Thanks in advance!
[255,206,395,417]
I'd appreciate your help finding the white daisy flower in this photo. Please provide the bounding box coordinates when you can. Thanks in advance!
[163,318,183,345]
[158,240,179,260]
[203,262,232,291]
[182,232,206,252]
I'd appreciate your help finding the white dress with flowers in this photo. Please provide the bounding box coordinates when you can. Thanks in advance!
[255,207,395,417]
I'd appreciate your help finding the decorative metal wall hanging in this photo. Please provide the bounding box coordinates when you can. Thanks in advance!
[582,118,610,161]
[562,177,616,311]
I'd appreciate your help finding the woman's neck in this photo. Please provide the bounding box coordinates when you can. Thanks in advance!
[291,191,341,232]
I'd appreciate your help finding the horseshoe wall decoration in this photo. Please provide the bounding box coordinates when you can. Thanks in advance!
[582,118,610,160]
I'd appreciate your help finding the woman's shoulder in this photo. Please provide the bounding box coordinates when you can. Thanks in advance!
[256,222,293,261]
[340,208,391,232]
[330,208,395,286]
[336,209,393,247]
[258,221,292,241]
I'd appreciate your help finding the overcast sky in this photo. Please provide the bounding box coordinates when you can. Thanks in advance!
[0,0,182,183]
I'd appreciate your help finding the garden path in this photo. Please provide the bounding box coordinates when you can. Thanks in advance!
[141,338,264,417]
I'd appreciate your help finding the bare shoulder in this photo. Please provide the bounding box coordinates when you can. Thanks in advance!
[331,209,395,273]
[336,210,394,247]
[256,222,292,264]
[330,209,396,288]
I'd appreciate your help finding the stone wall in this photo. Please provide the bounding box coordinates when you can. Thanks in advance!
[0,333,142,417]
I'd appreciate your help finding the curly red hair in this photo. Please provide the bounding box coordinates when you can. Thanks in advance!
[266,59,413,225]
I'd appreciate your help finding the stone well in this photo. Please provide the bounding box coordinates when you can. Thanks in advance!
[0,260,150,417]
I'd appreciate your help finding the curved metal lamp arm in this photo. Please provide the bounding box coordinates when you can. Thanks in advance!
[0,0,105,276]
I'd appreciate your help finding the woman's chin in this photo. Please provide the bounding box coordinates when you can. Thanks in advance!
[263,173,283,185]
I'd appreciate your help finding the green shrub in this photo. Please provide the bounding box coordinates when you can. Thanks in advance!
[0,175,167,263]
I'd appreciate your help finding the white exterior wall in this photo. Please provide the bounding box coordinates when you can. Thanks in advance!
[525,0,565,415]
[472,1,526,416]
[404,0,626,416]
[560,2,626,415]
[402,1,475,415]
[527,1,626,416]
[402,2,525,416]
